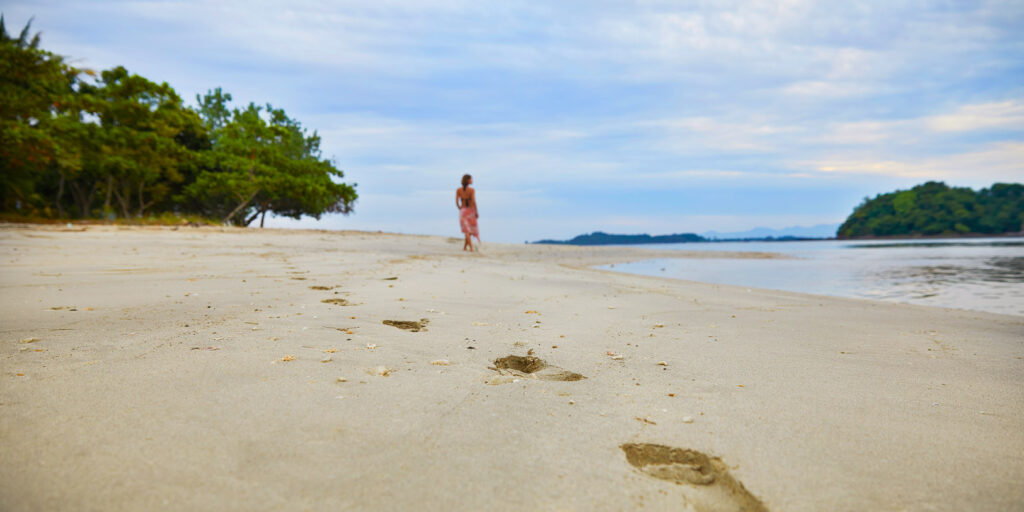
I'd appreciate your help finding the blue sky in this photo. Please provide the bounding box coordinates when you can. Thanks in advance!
[5,1,1023,241]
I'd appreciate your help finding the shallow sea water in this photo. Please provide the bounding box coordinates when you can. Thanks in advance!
[599,238,1024,317]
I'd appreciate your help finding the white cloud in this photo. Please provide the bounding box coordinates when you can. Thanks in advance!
[802,141,1024,183]
[925,101,1024,132]
[779,80,877,98]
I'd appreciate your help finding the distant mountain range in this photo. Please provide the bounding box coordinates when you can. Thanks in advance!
[532,224,838,246]
[702,223,839,240]
[532,232,706,245]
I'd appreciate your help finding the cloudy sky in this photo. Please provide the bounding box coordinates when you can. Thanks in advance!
[5,1,1023,241]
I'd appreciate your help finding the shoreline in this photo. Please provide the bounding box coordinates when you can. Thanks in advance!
[2,225,1022,511]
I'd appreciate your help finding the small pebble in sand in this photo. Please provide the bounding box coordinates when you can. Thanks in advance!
[336,377,347,383]
[372,366,394,377]
[325,348,338,353]
[606,351,624,360]
[281,355,295,362]
[321,357,332,363]
[569,400,575,405]
[668,393,675,397]
[366,343,378,350]
[657,361,668,366]
[683,416,694,424]
[525,310,539,314]
[19,338,40,344]
[653,323,665,328]
[430,359,451,366]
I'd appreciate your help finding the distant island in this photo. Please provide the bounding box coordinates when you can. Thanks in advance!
[838,181,1023,239]
[532,231,824,245]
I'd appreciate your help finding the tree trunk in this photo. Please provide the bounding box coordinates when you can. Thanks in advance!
[69,180,97,218]
[137,182,145,217]
[80,182,95,218]
[136,182,156,217]
[56,174,65,218]
[223,189,259,225]
[260,209,267,228]
[113,183,130,219]
[244,208,262,227]
[103,175,113,217]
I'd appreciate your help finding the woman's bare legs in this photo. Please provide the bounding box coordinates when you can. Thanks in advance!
[463,233,473,252]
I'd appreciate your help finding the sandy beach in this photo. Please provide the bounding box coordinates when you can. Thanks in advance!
[1,224,1022,511]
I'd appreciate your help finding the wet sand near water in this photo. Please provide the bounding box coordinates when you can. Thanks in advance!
[1,224,1022,511]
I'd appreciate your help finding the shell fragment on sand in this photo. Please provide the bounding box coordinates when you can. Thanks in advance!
[370,366,394,377]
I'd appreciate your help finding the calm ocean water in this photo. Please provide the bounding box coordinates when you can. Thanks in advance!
[599,238,1024,317]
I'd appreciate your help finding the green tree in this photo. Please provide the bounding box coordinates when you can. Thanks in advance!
[186,92,356,225]
[838,181,1024,238]
[78,66,201,217]
[0,16,84,215]
[2,20,355,224]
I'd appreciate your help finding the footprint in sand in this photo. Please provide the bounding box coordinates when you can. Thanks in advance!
[620,443,767,512]
[322,298,351,306]
[382,319,429,332]
[489,355,585,382]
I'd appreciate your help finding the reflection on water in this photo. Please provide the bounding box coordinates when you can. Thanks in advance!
[600,239,1024,316]
[848,241,1024,249]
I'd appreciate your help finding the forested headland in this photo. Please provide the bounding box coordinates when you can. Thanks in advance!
[0,17,356,226]
[838,181,1023,238]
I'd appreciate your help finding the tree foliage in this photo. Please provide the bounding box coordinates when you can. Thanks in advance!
[0,16,356,225]
[838,181,1024,238]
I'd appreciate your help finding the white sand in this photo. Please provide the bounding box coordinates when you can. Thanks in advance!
[1,225,1022,511]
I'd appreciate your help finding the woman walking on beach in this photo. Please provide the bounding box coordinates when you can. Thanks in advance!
[456,174,480,252]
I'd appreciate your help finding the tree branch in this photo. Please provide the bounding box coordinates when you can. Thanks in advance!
[223,189,259,225]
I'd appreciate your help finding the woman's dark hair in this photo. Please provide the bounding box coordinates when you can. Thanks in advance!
[461,174,472,189]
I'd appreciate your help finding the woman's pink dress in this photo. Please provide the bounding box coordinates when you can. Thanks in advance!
[460,207,479,237]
